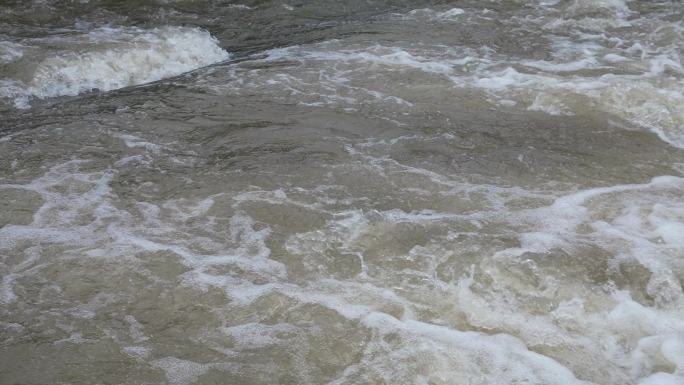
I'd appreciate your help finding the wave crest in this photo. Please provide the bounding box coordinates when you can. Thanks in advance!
[2,26,230,107]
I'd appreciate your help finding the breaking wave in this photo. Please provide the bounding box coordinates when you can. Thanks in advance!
[1,26,229,107]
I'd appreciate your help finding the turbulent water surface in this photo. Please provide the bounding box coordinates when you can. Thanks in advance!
[2,1,684,384]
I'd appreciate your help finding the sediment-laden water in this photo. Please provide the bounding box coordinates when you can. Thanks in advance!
[1,1,684,384]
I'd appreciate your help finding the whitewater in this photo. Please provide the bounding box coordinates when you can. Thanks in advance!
[1,0,683,384]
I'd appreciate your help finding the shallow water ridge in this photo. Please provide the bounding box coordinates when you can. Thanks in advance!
[2,1,684,384]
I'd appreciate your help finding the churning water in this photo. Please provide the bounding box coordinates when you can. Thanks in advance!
[1,1,684,384]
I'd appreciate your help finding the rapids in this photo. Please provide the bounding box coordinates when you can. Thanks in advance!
[1,1,684,384]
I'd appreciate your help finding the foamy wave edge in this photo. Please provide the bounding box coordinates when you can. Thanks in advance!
[2,26,230,108]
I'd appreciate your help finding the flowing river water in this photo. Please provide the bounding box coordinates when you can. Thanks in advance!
[1,1,684,384]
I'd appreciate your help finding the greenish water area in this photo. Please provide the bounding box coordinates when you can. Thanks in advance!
[1,1,684,384]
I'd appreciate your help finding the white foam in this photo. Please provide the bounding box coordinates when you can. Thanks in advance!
[267,45,454,75]
[125,315,149,343]
[376,316,589,385]
[153,357,210,385]
[3,156,683,384]
[2,26,229,106]
[114,133,164,153]
[0,159,285,307]
[233,6,684,148]
[403,8,465,21]
[513,176,684,258]
[123,346,151,360]
[471,176,684,383]
[227,4,253,10]
[523,57,601,72]
[241,32,684,149]
[0,41,24,63]
[455,272,684,384]
[563,0,633,18]
[274,160,684,384]
[438,8,465,18]
[639,373,683,385]
[277,287,589,385]
[221,322,298,348]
